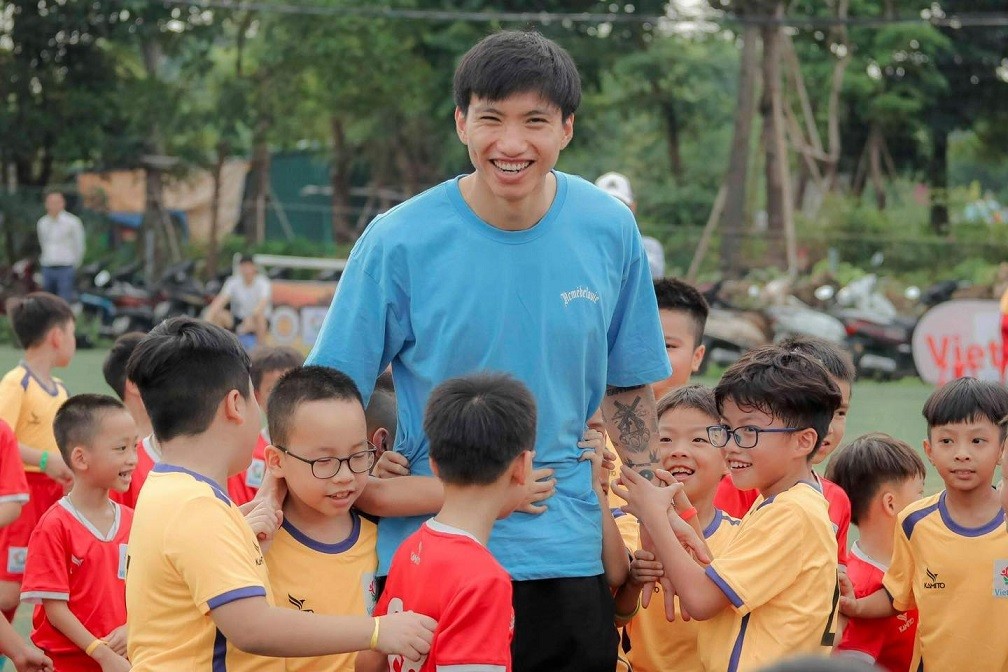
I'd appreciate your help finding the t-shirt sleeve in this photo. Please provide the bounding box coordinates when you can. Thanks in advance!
[21,516,70,603]
[882,519,916,612]
[0,423,28,503]
[305,244,409,405]
[165,500,268,614]
[0,374,24,431]
[219,276,236,301]
[704,500,804,615]
[605,222,671,388]
[434,576,513,670]
[834,497,851,568]
[256,276,272,304]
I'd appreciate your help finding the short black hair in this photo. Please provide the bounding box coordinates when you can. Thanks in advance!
[250,346,303,392]
[778,335,856,385]
[239,253,255,264]
[366,371,397,444]
[653,278,708,347]
[424,372,536,486]
[656,384,718,423]
[267,366,363,447]
[922,377,1008,441]
[53,394,126,466]
[714,346,841,460]
[453,30,581,118]
[102,332,146,399]
[7,292,74,349]
[825,433,926,525]
[126,317,252,442]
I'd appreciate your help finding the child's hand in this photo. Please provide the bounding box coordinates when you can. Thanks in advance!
[373,451,411,479]
[10,646,53,672]
[245,499,283,546]
[102,626,128,657]
[93,646,130,672]
[578,428,615,495]
[838,570,859,618]
[628,549,664,587]
[43,452,73,489]
[611,467,679,529]
[375,612,437,661]
[518,467,556,514]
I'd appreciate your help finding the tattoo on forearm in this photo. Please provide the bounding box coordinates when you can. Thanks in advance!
[602,387,661,482]
[612,396,651,454]
[606,384,646,397]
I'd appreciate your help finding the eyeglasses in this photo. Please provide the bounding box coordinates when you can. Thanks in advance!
[706,425,802,449]
[273,443,378,479]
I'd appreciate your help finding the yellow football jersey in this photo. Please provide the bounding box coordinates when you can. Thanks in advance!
[0,365,68,472]
[700,481,838,672]
[624,508,741,672]
[884,491,1008,672]
[126,465,282,672]
[266,511,378,672]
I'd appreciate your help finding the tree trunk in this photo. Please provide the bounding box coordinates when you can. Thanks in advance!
[330,116,355,244]
[868,125,887,210]
[824,0,850,189]
[719,22,760,279]
[139,38,171,286]
[247,129,269,246]
[206,142,229,280]
[661,100,685,183]
[929,128,949,235]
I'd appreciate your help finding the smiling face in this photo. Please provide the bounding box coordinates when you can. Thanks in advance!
[658,406,724,505]
[455,91,573,217]
[814,378,851,465]
[77,408,138,493]
[652,309,706,400]
[925,419,1005,495]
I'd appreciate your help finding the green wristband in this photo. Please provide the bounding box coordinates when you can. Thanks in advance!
[39,451,49,472]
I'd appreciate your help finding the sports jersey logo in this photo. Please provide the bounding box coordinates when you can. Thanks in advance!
[386,598,425,672]
[994,560,1008,598]
[362,573,377,615]
[71,555,83,567]
[288,595,314,612]
[410,542,422,566]
[560,286,599,306]
[896,613,915,633]
[7,547,26,575]
[246,459,265,488]
[924,568,945,589]
[28,411,40,426]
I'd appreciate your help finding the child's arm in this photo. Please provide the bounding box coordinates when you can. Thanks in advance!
[613,548,663,625]
[0,502,23,529]
[42,601,129,672]
[838,583,899,620]
[354,649,385,672]
[580,428,629,588]
[0,619,51,672]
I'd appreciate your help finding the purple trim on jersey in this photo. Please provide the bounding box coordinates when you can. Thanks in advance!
[901,500,940,540]
[726,612,751,672]
[611,508,626,519]
[206,586,267,610]
[18,364,61,396]
[281,510,361,554]
[703,509,724,538]
[756,495,777,510]
[705,565,744,608]
[152,463,231,505]
[213,628,227,672]
[937,490,1005,537]
[18,370,29,391]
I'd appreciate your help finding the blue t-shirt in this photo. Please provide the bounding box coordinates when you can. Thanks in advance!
[306,171,670,580]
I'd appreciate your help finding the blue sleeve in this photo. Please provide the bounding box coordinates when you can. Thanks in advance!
[305,241,410,405]
[605,226,671,387]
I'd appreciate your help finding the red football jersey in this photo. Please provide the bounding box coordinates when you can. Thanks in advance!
[374,520,513,672]
[713,475,759,519]
[21,498,132,671]
[835,542,917,672]
[227,433,269,506]
[818,474,852,567]
[110,436,157,509]
[0,420,29,507]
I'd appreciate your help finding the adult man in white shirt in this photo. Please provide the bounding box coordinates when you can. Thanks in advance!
[36,192,85,302]
[204,254,272,344]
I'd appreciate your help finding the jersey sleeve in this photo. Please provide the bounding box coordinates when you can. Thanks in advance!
[0,373,24,432]
[833,497,851,568]
[882,519,916,613]
[704,500,805,615]
[0,422,28,503]
[434,575,513,670]
[21,515,70,603]
[165,499,268,614]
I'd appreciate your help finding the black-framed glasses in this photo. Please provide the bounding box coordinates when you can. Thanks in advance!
[706,425,802,449]
[273,443,378,479]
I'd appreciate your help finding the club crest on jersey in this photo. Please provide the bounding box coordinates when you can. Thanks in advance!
[7,547,26,575]
[288,594,314,612]
[246,459,265,488]
[994,560,1008,598]
[923,568,945,590]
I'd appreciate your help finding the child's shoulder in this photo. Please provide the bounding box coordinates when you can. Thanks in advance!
[896,492,944,537]
[0,365,28,388]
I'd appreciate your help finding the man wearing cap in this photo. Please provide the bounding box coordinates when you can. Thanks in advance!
[596,172,665,278]
[204,254,272,343]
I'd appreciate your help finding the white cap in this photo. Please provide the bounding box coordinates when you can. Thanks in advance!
[595,172,634,207]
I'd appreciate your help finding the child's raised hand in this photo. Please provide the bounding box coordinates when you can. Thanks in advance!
[102,625,128,657]
[245,499,283,546]
[611,467,679,528]
[518,467,556,515]
[578,428,611,495]
[373,451,411,479]
[628,549,664,587]
[375,612,437,662]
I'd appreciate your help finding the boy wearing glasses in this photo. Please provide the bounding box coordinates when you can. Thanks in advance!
[614,346,842,672]
[263,366,381,672]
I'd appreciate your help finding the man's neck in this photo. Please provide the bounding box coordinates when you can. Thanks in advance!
[22,350,55,380]
[433,484,506,546]
[458,172,556,232]
[855,517,895,566]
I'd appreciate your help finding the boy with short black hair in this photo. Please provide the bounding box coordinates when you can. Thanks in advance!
[228,345,303,505]
[22,394,137,672]
[0,292,76,620]
[651,278,708,400]
[357,372,535,672]
[124,317,434,671]
[826,433,925,672]
[262,365,380,672]
[840,377,1008,671]
[616,346,842,671]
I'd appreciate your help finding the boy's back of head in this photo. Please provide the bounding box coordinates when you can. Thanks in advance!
[126,317,251,442]
[777,335,856,385]
[7,292,74,349]
[53,394,126,467]
[922,377,1008,440]
[653,278,709,347]
[714,345,841,457]
[250,346,303,393]
[424,372,536,486]
[825,433,926,525]
[453,30,581,118]
[102,332,147,400]
[266,365,363,448]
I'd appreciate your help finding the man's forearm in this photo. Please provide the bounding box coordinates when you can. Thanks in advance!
[601,384,661,482]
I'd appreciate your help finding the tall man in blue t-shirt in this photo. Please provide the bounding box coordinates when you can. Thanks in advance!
[307,30,672,671]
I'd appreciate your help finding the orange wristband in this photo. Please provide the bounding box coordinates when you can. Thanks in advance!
[85,639,106,657]
[679,506,698,521]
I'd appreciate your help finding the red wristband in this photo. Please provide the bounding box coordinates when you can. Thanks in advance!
[679,506,698,521]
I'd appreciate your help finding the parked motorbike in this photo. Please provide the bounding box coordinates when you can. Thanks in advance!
[77,261,156,338]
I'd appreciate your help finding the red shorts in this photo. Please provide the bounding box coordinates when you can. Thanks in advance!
[0,472,65,583]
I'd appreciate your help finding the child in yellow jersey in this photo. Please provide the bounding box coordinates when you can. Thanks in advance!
[840,377,1008,672]
[123,317,436,672]
[614,346,841,672]
[262,365,380,672]
[612,385,740,672]
[0,293,76,621]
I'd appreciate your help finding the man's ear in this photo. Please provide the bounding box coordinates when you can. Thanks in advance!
[265,444,284,476]
[691,344,706,374]
[560,114,575,149]
[455,107,468,144]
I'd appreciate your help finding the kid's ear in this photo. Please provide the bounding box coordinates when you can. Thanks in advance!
[264,445,284,475]
[510,450,533,487]
[69,445,87,471]
[222,389,244,423]
[923,439,933,464]
[797,427,819,458]
[881,490,897,517]
[370,428,389,458]
[690,344,706,374]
